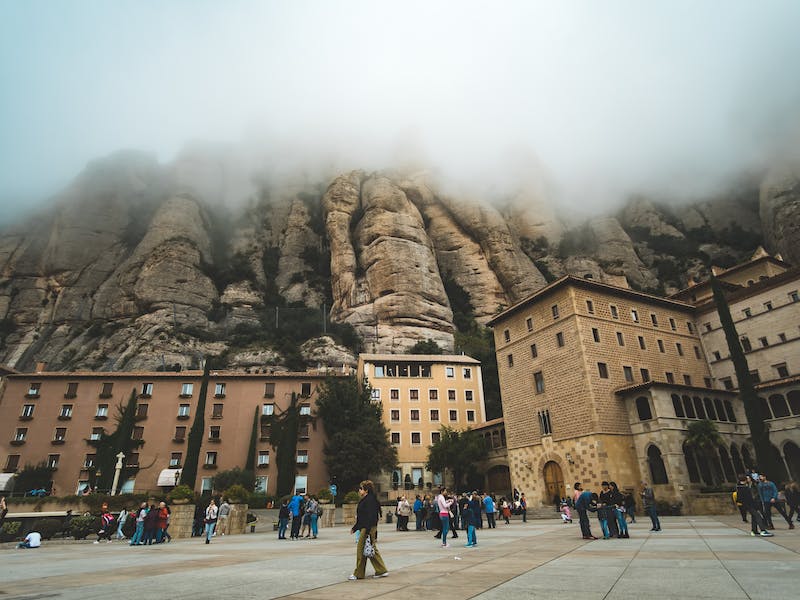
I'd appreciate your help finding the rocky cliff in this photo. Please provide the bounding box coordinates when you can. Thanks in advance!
[0,149,795,374]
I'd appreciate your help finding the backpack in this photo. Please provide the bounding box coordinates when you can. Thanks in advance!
[316,503,324,516]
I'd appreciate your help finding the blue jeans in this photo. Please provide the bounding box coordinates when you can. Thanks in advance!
[278,517,288,538]
[130,522,144,545]
[615,509,628,535]
[415,511,423,530]
[598,518,610,538]
[466,525,476,546]
[310,513,318,537]
[646,506,660,530]
[440,515,450,545]
[205,520,216,541]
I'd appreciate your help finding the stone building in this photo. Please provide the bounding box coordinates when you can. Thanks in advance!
[488,250,800,511]
[357,353,485,499]
[0,368,344,497]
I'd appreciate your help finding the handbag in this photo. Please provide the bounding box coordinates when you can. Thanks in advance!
[363,535,376,558]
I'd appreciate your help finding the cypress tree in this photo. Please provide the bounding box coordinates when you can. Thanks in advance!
[180,358,211,489]
[88,388,144,491]
[710,275,784,479]
[269,392,302,497]
[245,406,258,473]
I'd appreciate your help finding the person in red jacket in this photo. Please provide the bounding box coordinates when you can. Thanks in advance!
[156,501,171,543]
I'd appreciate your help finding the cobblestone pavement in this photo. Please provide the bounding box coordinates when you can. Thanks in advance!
[1,515,798,599]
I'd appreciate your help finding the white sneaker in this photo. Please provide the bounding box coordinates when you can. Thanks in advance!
[347,575,358,581]
[373,572,389,578]
[760,531,774,537]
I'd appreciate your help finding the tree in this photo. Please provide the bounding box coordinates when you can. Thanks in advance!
[426,426,488,490]
[711,275,785,479]
[212,467,255,492]
[180,359,211,489]
[13,462,54,493]
[315,376,397,494]
[87,388,144,491]
[408,339,443,354]
[684,419,724,486]
[245,406,258,473]
[268,392,310,496]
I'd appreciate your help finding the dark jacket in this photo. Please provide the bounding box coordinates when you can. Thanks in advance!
[736,482,757,509]
[351,491,381,533]
[462,506,476,527]
[575,490,594,511]
[278,504,290,519]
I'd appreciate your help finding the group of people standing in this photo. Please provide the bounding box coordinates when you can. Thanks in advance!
[399,489,527,534]
[734,472,799,537]
[573,481,661,540]
[125,501,173,545]
[277,493,321,540]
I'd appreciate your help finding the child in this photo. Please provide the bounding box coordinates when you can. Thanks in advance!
[560,501,572,523]
[462,494,478,547]
[278,498,290,540]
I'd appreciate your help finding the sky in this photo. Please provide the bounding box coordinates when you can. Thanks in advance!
[1,0,800,218]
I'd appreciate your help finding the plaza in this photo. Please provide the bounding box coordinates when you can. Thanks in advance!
[2,514,799,599]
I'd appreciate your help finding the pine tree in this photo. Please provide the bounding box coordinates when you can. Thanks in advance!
[180,359,211,489]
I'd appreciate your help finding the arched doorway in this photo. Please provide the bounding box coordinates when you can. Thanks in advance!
[785,442,800,481]
[487,465,511,496]
[542,461,565,505]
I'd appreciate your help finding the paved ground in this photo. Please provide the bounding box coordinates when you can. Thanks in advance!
[1,515,799,599]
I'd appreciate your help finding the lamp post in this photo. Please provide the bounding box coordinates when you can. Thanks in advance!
[111,452,125,496]
[174,469,181,487]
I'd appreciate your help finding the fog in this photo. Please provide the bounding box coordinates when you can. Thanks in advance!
[2,0,800,219]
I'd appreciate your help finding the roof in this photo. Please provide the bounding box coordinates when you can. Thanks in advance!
[670,255,792,302]
[693,265,800,313]
[613,380,737,397]
[487,275,695,327]
[7,369,349,380]
[359,354,480,365]
[0,364,18,375]
[471,417,505,431]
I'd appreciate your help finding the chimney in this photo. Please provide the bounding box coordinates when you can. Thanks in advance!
[35,361,47,373]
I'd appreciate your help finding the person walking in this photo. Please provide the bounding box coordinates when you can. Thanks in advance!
[736,474,773,537]
[156,501,171,543]
[94,506,115,543]
[129,502,148,545]
[641,481,661,532]
[785,481,800,523]
[623,491,636,524]
[501,498,511,524]
[348,480,388,580]
[277,498,290,540]
[483,493,496,529]
[204,498,218,544]
[142,504,159,545]
[396,496,411,531]
[217,498,231,536]
[610,482,629,538]
[758,474,794,529]
[115,506,128,540]
[574,483,596,540]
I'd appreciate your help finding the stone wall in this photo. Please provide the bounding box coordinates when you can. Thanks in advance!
[685,492,738,515]
[169,503,195,539]
[227,503,248,535]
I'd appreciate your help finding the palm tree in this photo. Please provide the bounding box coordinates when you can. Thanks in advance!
[685,419,725,486]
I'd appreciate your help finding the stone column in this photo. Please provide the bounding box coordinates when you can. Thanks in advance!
[169,503,195,539]
[320,503,335,528]
[227,503,248,535]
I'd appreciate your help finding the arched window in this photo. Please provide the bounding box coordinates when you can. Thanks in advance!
[742,446,754,471]
[731,444,745,475]
[636,396,653,421]
[648,445,669,484]
[724,400,737,422]
[683,395,696,419]
[769,394,790,418]
[788,390,800,415]
[718,447,736,482]
[693,396,706,420]
[703,397,717,420]
[759,397,773,420]
[713,398,727,421]
[672,394,685,418]
[784,441,800,481]
[683,442,701,483]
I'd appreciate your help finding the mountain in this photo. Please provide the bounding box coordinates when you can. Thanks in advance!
[1,148,797,378]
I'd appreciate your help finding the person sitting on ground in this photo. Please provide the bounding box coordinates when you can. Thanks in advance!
[17,530,42,549]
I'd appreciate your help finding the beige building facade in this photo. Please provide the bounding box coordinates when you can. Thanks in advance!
[357,353,485,499]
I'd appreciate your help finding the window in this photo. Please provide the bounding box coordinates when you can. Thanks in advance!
[259,423,270,439]
[740,337,752,352]
[759,337,769,348]
[296,450,308,464]
[391,432,401,445]
[178,404,190,418]
[445,366,455,378]
[616,332,625,346]
[136,403,148,418]
[526,317,533,331]
[65,382,78,398]
[59,404,73,418]
[764,301,773,311]
[47,454,60,469]
[262,403,274,416]
[750,370,761,384]
[299,404,311,416]
[640,368,650,382]
[648,445,669,484]
[410,409,420,421]
[666,372,675,384]
[5,454,21,472]
[610,305,619,319]
[743,308,752,318]
[53,427,67,442]
[180,383,194,397]
[429,389,438,401]
[538,410,552,435]
[21,404,34,418]
[300,382,312,397]
[592,328,600,342]
[26,382,41,397]
[779,333,787,342]
[449,409,458,422]
[212,403,223,418]
[790,290,799,303]
[657,339,665,353]
[721,377,734,390]
[100,382,113,398]
[672,394,685,417]
[713,351,721,361]
[530,343,538,358]
[694,346,701,359]
[704,377,712,388]
[431,431,441,444]
[170,452,182,468]
[466,410,475,422]
[638,336,646,350]
[673,342,682,356]
[214,383,226,398]
[552,305,560,319]
[687,322,694,333]
[90,427,103,441]
[371,389,381,401]
[13,428,28,442]
[410,432,421,445]
[174,426,186,441]
[132,426,144,440]
[374,365,385,377]
[704,323,712,332]
[447,389,456,401]
[586,300,594,314]
[264,382,275,398]
[84,454,96,469]
[669,317,676,331]
[410,389,419,401]
[774,363,789,378]
[258,451,270,466]
[636,397,653,421]
[429,409,439,421]
[534,371,545,394]
[204,452,217,466]
[507,354,514,367]
[141,382,153,397]
[503,329,511,342]
[597,362,609,379]
[623,366,634,382]
[683,374,692,386]
[650,313,658,327]
[390,409,400,422]
[465,390,474,402]
[556,332,564,347]
[631,309,639,323]
[463,367,472,379]
[390,389,400,400]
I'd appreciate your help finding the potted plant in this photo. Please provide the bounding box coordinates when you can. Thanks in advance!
[317,488,333,504]
[167,484,194,505]
[224,484,249,504]
[342,490,360,523]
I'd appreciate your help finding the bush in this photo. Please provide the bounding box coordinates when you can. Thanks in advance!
[0,521,21,542]
[31,518,63,540]
[68,515,100,540]
[246,493,269,508]
[212,467,255,492]
[317,488,333,502]
[167,485,195,503]
[223,484,249,504]
[343,491,360,504]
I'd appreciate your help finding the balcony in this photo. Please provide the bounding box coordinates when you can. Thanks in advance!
[94,415,108,421]
[177,414,190,421]
[257,463,270,470]
[139,393,152,399]
[10,439,26,446]
[51,439,66,445]
[57,415,72,421]
[25,393,40,399]
[99,393,113,399]
[18,415,33,421]
[179,393,193,399]
[64,393,77,399]
[202,463,218,470]
[207,437,221,444]
[214,393,226,399]
[172,437,186,444]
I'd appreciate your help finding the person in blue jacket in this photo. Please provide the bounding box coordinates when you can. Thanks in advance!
[758,473,794,529]
[413,495,424,530]
[288,492,304,539]
[483,493,496,528]
[574,483,597,540]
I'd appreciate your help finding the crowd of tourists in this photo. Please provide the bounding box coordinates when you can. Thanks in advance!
[571,480,661,540]
[733,472,800,537]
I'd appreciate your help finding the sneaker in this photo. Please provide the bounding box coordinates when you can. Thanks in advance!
[373,572,389,578]
[750,531,757,536]
[441,543,450,548]
[464,543,474,547]
[789,523,795,530]
[760,531,774,537]
[347,575,358,581]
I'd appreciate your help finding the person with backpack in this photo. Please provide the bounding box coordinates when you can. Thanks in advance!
[95,506,115,543]
[305,494,320,539]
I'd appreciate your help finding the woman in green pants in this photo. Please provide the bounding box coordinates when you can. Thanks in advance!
[348,480,389,580]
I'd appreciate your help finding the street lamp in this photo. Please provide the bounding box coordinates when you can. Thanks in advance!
[174,469,181,487]
[111,452,125,496]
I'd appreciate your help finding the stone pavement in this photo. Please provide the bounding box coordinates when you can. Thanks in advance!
[1,515,799,599]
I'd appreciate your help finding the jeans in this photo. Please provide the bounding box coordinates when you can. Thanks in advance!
[415,511,423,530]
[522,507,527,522]
[578,508,592,538]
[16,541,37,549]
[310,513,319,537]
[116,522,126,539]
[486,512,496,528]
[746,506,765,534]
[466,525,476,545]
[130,522,144,545]
[440,515,450,545]
[598,518,610,538]
[762,501,792,528]
[646,505,661,530]
[615,509,628,536]
[204,520,216,542]
[290,515,301,538]
[278,517,288,539]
